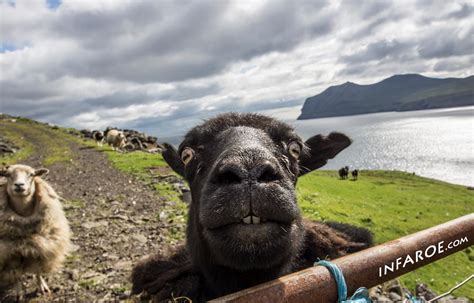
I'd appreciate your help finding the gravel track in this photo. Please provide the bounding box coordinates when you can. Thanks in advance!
[2,126,180,302]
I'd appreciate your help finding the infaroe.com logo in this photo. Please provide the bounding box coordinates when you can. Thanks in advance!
[378,236,469,277]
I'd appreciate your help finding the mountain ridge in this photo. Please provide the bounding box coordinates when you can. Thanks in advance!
[298,74,474,120]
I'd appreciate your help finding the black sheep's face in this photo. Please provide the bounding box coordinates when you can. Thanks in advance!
[162,113,351,270]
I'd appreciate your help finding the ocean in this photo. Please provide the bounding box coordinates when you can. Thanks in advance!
[159,106,474,187]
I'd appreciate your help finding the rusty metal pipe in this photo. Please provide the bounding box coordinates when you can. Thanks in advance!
[210,213,474,303]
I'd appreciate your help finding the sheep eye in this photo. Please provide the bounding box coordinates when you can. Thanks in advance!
[288,141,301,159]
[181,148,195,165]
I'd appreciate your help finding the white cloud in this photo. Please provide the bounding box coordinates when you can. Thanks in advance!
[0,0,472,138]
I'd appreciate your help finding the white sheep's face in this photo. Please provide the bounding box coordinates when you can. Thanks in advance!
[0,165,49,197]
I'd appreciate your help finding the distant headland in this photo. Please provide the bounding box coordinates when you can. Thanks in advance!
[298,74,474,120]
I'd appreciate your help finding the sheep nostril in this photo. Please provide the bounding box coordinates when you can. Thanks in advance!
[215,168,243,185]
[256,163,282,183]
[14,183,26,192]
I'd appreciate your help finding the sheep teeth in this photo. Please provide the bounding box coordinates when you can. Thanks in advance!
[252,216,261,224]
[242,216,261,224]
[243,216,252,224]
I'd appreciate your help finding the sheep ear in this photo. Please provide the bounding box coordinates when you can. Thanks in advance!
[34,168,49,177]
[0,164,9,176]
[162,143,185,177]
[298,132,351,176]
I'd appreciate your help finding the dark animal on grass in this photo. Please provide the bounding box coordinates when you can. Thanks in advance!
[352,169,359,180]
[131,113,373,302]
[92,131,105,147]
[339,166,349,179]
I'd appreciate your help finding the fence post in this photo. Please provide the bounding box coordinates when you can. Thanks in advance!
[210,213,474,303]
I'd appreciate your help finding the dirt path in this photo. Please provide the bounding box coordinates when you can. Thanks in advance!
[3,126,176,301]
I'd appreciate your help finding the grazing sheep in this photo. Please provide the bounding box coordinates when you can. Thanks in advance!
[352,169,359,180]
[106,129,126,151]
[0,165,71,297]
[131,113,372,301]
[104,126,114,137]
[339,166,349,179]
[92,131,105,147]
[79,129,93,138]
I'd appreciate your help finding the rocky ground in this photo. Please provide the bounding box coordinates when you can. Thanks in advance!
[1,124,186,302]
[369,279,471,302]
[0,136,19,156]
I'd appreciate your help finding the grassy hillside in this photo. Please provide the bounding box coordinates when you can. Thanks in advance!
[298,170,473,298]
[1,117,472,298]
[0,117,78,165]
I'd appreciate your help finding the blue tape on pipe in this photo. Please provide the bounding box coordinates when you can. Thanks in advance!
[315,260,372,303]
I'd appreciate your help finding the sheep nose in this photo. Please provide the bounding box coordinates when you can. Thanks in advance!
[214,165,246,185]
[251,161,282,183]
[214,161,282,185]
[14,182,25,187]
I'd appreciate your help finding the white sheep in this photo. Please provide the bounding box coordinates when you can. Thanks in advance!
[106,129,126,151]
[0,164,71,297]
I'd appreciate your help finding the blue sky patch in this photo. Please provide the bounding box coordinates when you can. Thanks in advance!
[0,43,18,53]
[3,0,15,7]
[46,0,61,10]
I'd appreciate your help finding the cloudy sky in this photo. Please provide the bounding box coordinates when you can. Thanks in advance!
[1,0,473,138]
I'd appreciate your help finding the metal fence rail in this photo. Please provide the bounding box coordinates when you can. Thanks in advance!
[210,213,474,303]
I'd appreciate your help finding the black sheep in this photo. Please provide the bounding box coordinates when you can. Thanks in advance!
[339,166,349,179]
[352,169,359,180]
[132,113,372,301]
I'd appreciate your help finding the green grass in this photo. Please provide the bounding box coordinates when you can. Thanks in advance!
[155,182,188,242]
[105,149,168,178]
[63,198,86,212]
[0,119,77,166]
[297,170,474,298]
[0,126,34,163]
[78,278,100,289]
